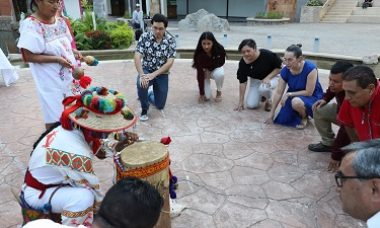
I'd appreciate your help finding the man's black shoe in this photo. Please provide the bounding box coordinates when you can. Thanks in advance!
[308,142,332,152]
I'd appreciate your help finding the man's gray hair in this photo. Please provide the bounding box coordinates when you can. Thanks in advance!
[343,139,380,177]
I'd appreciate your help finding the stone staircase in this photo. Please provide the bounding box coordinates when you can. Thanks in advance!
[321,0,380,23]
[348,5,380,23]
[321,0,358,23]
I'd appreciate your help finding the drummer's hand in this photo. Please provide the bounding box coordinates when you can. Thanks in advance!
[115,132,139,152]
[95,149,107,159]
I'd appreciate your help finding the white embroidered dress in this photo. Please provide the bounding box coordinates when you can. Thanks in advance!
[17,16,80,123]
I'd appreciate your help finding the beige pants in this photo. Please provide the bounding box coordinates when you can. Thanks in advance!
[313,102,338,146]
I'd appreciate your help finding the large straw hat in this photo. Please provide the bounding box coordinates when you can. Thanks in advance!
[61,86,137,132]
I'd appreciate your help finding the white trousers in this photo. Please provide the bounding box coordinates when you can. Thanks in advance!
[204,67,224,99]
[246,76,279,109]
[23,185,95,226]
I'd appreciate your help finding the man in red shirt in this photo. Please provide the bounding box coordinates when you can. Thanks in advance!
[338,66,380,142]
[308,61,353,172]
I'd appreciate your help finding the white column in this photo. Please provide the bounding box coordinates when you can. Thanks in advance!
[146,0,151,17]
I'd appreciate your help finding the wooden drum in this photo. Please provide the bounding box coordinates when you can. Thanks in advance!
[115,141,171,228]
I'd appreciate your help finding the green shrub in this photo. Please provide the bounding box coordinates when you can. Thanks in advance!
[306,0,324,6]
[109,23,134,49]
[85,30,112,49]
[255,11,283,19]
[71,11,133,50]
[255,12,266,19]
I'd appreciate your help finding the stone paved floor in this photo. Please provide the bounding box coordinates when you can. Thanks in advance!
[0,59,366,228]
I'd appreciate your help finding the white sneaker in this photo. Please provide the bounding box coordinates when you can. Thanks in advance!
[140,114,148,121]
[170,199,186,218]
[159,109,166,118]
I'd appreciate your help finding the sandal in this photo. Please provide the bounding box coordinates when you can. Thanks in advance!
[198,95,209,103]
[215,91,222,102]
[296,117,308,129]
[264,100,272,112]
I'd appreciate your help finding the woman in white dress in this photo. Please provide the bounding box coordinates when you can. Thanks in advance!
[0,48,19,87]
[17,0,82,130]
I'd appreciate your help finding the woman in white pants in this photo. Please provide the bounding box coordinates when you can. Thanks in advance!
[234,39,282,112]
[193,31,226,103]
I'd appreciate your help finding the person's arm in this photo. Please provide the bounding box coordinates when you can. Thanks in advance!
[286,68,318,97]
[265,77,286,123]
[134,51,144,76]
[22,48,73,68]
[234,82,247,111]
[345,126,359,142]
[323,88,335,103]
[262,68,281,84]
[196,68,205,95]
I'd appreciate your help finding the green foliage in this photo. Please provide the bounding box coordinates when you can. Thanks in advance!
[306,0,324,6]
[81,0,93,11]
[85,30,112,49]
[109,23,134,49]
[255,11,283,19]
[71,12,133,50]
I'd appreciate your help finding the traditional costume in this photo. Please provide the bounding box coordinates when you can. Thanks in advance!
[20,86,137,227]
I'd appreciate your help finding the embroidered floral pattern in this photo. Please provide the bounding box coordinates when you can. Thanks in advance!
[46,148,94,173]
[136,31,176,72]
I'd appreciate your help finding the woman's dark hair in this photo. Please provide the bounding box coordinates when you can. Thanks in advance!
[192,31,225,68]
[151,13,168,28]
[238,39,256,52]
[30,0,37,12]
[286,43,303,58]
[31,122,61,155]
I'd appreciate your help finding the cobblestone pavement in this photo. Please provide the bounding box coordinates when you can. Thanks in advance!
[0,59,366,227]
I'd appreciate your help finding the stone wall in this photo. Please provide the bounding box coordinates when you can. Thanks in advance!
[0,16,19,55]
[300,6,322,23]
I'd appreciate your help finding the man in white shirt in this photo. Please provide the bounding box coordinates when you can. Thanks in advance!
[132,4,143,30]
[336,139,380,228]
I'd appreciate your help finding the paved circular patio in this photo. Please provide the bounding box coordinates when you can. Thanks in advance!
[0,59,365,227]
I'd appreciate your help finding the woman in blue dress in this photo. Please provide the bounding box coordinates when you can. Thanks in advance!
[265,44,323,129]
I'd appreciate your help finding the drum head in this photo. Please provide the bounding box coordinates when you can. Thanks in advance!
[120,141,168,168]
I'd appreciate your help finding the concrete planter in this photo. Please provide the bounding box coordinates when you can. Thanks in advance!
[300,6,322,23]
[246,17,290,26]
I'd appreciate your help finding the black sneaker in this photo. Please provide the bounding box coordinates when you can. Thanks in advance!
[308,142,332,152]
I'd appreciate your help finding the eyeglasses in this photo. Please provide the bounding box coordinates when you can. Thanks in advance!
[335,170,380,187]
[46,0,63,6]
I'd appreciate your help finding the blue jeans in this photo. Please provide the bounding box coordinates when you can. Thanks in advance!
[136,70,169,112]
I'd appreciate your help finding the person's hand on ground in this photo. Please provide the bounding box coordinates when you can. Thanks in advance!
[327,159,340,172]
[264,115,274,124]
[312,99,326,112]
[234,102,244,111]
